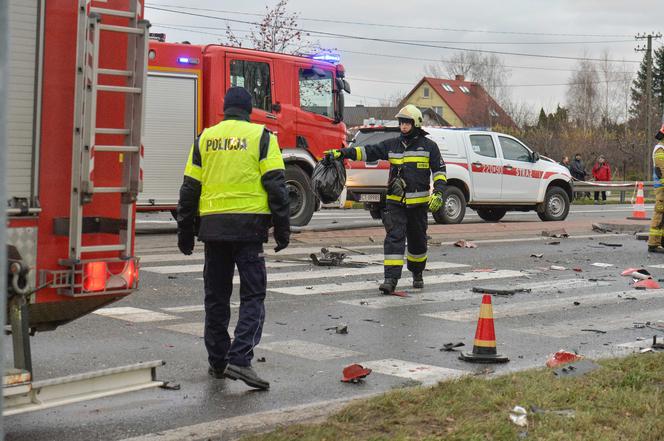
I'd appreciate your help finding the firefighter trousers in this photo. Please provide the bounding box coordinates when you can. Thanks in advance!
[648,186,664,247]
[382,203,428,280]
[203,241,266,369]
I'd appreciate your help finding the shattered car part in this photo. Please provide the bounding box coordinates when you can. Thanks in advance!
[341,363,372,383]
[541,228,569,238]
[472,287,531,296]
[553,359,599,377]
[546,350,583,368]
[454,240,477,248]
[440,342,465,352]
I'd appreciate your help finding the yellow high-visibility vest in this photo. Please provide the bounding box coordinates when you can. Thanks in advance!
[184,119,285,216]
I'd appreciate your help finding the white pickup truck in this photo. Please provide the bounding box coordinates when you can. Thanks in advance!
[345,126,573,223]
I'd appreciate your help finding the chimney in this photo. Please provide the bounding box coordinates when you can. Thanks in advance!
[455,74,465,82]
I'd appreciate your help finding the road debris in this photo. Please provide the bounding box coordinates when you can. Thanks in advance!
[621,267,644,277]
[634,279,661,290]
[580,328,607,334]
[530,253,543,258]
[550,265,566,271]
[652,336,664,350]
[454,240,477,248]
[472,268,496,273]
[573,268,583,272]
[553,359,599,377]
[591,223,610,233]
[509,406,528,427]
[542,228,569,238]
[472,286,531,296]
[546,350,583,368]
[341,363,372,383]
[440,342,465,352]
[257,357,266,362]
[630,269,652,280]
[546,241,560,245]
[598,242,623,247]
[591,262,614,268]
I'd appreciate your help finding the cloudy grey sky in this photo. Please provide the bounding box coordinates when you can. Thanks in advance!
[145,1,662,117]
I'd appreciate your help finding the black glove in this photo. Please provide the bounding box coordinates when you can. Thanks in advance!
[177,230,195,255]
[273,228,290,253]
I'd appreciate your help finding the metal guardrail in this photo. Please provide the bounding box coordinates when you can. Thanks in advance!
[571,181,654,203]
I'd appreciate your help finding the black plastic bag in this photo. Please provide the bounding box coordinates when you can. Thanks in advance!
[312,158,346,204]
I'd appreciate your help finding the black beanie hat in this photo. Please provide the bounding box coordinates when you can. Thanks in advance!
[224,87,252,114]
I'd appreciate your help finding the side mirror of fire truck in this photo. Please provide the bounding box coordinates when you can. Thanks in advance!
[532,152,540,163]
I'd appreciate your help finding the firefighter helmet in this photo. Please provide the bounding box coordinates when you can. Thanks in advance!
[395,104,423,128]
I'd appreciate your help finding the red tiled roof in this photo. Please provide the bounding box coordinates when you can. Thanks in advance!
[403,77,517,129]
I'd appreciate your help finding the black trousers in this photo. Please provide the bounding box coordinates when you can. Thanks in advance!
[382,203,428,279]
[203,241,266,369]
[594,191,606,201]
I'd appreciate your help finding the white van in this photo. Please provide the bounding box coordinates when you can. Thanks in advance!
[345,126,573,223]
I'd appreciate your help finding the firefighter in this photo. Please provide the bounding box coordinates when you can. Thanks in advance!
[648,123,664,253]
[176,87,290,389]
[326,105,446,294]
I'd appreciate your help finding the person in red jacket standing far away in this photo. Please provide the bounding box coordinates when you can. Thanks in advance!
[592,155,611,204]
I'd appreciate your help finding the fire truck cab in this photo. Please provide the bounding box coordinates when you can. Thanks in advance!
[142,41,350,226]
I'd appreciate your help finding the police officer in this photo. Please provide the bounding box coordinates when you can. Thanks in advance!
[327,105,446,294]
[176,87,290,389]
[648,124,664,253]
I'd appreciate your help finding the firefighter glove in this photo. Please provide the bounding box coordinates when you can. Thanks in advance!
[388,177,406,197]
[429,192,444,212]
[273,227,290,253]
[324,149,343,162]
[177,229,195,255]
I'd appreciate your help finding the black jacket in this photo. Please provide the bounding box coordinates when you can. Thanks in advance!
[569,159,586,181]
[341,130,446,206]
[176,108,290,242]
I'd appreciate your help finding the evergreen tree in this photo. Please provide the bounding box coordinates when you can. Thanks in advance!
[630,46,664,123]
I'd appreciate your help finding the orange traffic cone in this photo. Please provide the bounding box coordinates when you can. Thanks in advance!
[627,182,650,220]
[459,294,509,363]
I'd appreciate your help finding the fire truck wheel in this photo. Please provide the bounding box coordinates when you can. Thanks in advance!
[433,186,466,224]
[538,186,570,221]
[476,207,507,222]
[285,164,315,226]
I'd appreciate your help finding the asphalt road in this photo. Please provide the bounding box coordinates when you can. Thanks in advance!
[5,206,664,441]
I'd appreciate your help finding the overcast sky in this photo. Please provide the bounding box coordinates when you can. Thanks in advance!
[145,1,663,118]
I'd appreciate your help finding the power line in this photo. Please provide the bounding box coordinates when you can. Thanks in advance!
[151,23,638,76]
[348,76,633,88]
[145,6,642,63]
[145,3,634,38]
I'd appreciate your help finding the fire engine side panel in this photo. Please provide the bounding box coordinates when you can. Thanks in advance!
[140,73,198,206]
[7,0,40,201]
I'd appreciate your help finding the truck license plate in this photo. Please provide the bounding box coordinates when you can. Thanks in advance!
[359,194,380,202]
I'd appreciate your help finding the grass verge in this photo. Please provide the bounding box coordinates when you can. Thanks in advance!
[244,353,664,441]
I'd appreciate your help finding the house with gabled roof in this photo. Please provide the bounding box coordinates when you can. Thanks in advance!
[400,76,517,129]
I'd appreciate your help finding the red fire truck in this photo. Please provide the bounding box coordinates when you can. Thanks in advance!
[5,0,163,415]
[141,40,350,226]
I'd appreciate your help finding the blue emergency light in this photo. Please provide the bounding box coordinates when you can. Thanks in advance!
[310,51,341,64]
[177,56,200,65]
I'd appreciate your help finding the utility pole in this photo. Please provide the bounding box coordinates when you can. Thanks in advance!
[635,32,662,178]
[0,0,7,433]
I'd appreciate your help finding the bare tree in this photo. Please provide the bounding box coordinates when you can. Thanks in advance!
[224,0,313,54]
[379,90,407,107]
[566,58,600,129]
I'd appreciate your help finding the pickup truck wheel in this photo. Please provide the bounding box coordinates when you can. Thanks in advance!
[285,164,315,226]
[477,207,507,222]
[433,186,466,224]
[538,186,570,221]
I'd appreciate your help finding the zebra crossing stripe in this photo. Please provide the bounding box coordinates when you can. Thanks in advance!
[93,307,178,323]
[271,270,523,296]
[513,307,664,338]
[339,278,608,310]
[259,339,363,361]
[363,359,467,386]
[422,288,657,322]
[161,302,239,313]
[159,322,272,338]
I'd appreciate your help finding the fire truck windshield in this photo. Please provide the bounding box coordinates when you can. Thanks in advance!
[298,68,334,118]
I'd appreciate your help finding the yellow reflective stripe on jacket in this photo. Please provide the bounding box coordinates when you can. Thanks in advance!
[405,196,430,205]
[386,194,403,202]
[259,132,285,175]
[197,120,271,216]
[184,142,203,181]
[649,228,664,237]
[403,156,429,164]
[384,254,404,266]
[354,146,364,161]
[389,158,404,165]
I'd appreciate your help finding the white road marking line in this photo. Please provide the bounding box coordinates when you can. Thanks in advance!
[160,302,240,313]
[339,278,609,310]
[648,264,664,269]
[364,358,466,386]
[271,270,524,296]
[423,289,664,322]
[142,260,305,274]
[93,307,178,323]
[260,339,362,360]
[439,233,628,247]
[513,307,664,338]
[191,261,468,284]
[159,322,271,338]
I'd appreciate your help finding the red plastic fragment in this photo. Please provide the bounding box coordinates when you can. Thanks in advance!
[621,267,641,277]
[633,278,661,290]
[546,350,583,368]
[341,363,372,383]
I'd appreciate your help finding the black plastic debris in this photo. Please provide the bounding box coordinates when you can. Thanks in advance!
[472,287,531,296]
[542,228,569,238]
[553,359,599,377]
[440,342,465,352]
[598,242,623,247]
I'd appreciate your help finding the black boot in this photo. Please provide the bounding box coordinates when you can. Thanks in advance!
[412,273,424,289]
[379,278,398,295]
[224,364,270,390]
[648,245,664,253]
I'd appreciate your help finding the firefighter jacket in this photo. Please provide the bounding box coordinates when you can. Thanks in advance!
[176,111,290,242]
[653,142,664,189]
[341,130,446,207]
